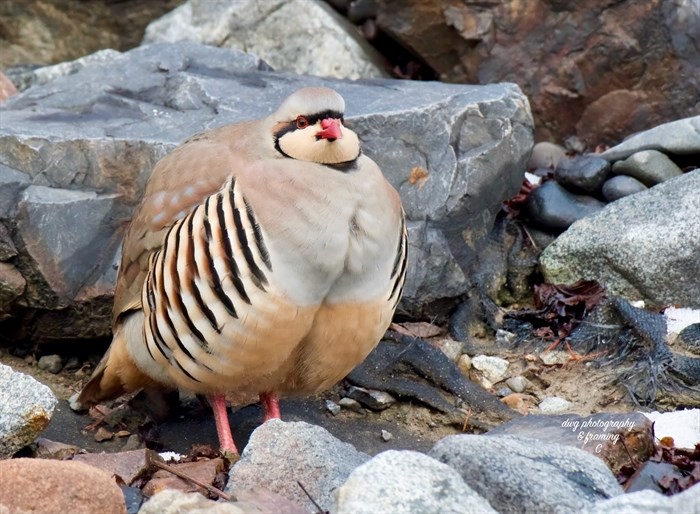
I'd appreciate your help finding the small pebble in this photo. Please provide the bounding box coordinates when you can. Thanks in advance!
[505,375,531,394]
[496,329,517,345]
[345,386,396,411]
[554,154,611,193]
[528,142,566,169]
[501,393,537,413]
[122,434,142,451]
[611,149,683,186]
[381,430,394,442]
[94,427,114,442]
[539,396,573,413]
[325,399,341,416]
[496,387,512,398]
[471,355,509,383]
[23,354,36,365]
[115,430,131,438]
[479,377,493,390]
[338,397,364,413]
[63,356,81,371]
[433,338,463,362]
[526,180,605,232]
[38,354,63,374]
[601,175,647,202]
[457,354,472,375]
[540,351,569,366]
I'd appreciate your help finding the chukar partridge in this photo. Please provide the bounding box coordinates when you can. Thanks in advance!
[76,87,407,454]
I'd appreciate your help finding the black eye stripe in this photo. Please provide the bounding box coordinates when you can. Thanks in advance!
[273,109,345,143]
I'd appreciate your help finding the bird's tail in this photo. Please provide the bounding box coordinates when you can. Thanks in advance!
[71,319,164,411]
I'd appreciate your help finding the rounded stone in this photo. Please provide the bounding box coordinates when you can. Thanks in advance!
[602,175,648,202]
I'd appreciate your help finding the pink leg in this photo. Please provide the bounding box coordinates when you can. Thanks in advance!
[260,391,281,421]
[208,394,238,455]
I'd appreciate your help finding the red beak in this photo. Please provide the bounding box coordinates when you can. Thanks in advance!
[316,118,343,140]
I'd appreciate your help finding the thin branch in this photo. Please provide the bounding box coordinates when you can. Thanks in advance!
[152,460,232,501]
[297,481,326,514]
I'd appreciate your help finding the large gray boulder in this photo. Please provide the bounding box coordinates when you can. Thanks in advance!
[143,0,387,79]
[540,170,700,308]
[226,420,369,513]
[0,42,533,341]
[582,485,700,514]
[601,115,700,161]
[429,434,623,514]
[334,450,497,514]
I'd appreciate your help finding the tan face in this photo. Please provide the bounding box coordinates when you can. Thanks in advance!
[273,111,361,165]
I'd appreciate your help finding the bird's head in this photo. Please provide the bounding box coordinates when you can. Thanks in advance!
[271,87,360,165]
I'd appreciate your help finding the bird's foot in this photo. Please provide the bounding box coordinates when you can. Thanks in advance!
[260,391,281,421]
[347,331,518,425]
[208,393,239,456]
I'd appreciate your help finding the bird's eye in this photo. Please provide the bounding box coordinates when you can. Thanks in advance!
[295,116,309,129]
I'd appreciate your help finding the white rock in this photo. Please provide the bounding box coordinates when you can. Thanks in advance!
[471,355,509,383]
[664,306,700,336]
[0,363,57,458]
[540,350,570,366]
[538,396,573,414]
[143,0,387,79]
[643,409,700,449]
[335,450,497,514]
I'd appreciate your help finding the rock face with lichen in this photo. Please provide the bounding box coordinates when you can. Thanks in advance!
[371,0,700,146]
[0,42,533,343]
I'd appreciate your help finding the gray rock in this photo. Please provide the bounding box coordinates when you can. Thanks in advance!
[0,362,58,458]
[37,354,63,374]
[325,399,341,416]
[0,163,30,219]
[528,141,566,170]
[602,175,648,202]
[16,185,122,306]
[16,49,124,91]
[555,154,611,193]
[601,116,700,161]
[527,180,606,232]
[380,429,393,442]
[338,397,364,413]
[611,150,683,186]
[143,0,387,80]
[334,450,497,514]
[505,375,531,394]
[581,485,700,514]
[487,413,655,475]
[540,170,700,308]
[345,386,396,411]
[0,41,533,334]
[226,420,369,512]
[0,222,18,261]
[0,262,25,319]
[430,434,623,514]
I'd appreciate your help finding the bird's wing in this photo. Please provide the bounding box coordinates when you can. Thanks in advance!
[112,124,255,323]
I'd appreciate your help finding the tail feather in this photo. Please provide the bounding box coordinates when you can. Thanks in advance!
[72,322,165,410]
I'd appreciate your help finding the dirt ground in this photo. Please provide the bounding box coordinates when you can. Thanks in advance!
[0,339,644,457]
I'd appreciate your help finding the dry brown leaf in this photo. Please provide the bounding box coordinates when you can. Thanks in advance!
[390,321,444,339]
[408,166,429,189]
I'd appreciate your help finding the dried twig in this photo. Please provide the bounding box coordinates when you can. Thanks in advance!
[152,460,232,501]
[297,481,327,514]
